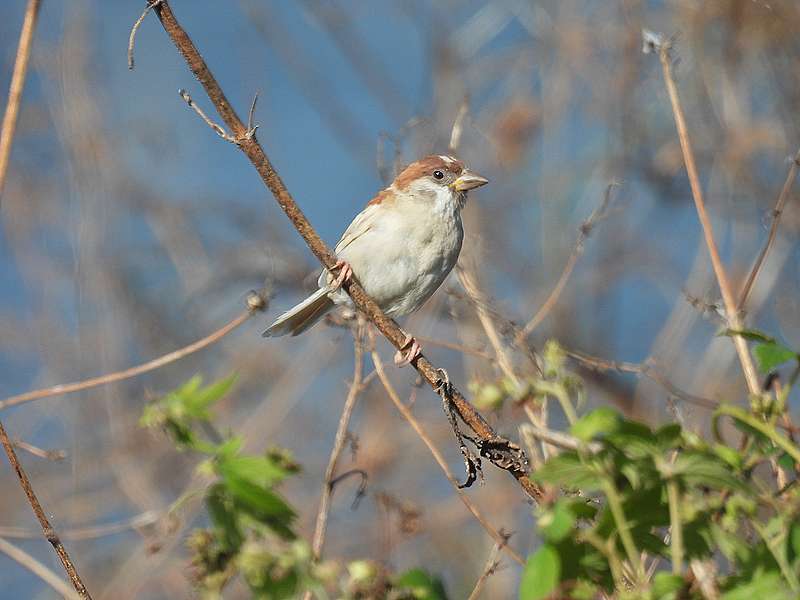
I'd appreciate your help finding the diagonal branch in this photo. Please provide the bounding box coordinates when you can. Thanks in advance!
[149,1,540,502]
[0,0,42,203]
[651,34,759,395]
[0,421,92,599]
[737,149,800,312]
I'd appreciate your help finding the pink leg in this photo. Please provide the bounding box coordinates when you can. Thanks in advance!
[394,333,422,367]
[331,259,353,290]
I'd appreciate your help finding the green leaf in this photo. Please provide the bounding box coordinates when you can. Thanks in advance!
[712,443,743,470]
[539,500,576,543]
[721,570,793,600]
[654,423,683,450]
[185,374,237,418]
[217,455,290,487]
[672,451,750,492]
[519,545,561,600]
[570,407,621,442]
[720,329,775,343]
[393,569,448,600]
[606,420,659,458]
[221,472,296,539]
[205,483,243,552]
[753,342,797,374]
[651,572,685,599]
[532,453,602,491]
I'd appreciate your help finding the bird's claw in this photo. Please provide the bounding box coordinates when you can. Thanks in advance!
[394,334,422,367]
[331,259,353,290]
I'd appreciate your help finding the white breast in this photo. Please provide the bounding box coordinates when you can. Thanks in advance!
[327,183,464,317]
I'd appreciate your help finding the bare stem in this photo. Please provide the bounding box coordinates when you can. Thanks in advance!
[0,536,82,600]
[0,294,263,412]
[0,420,92,598]
[0,0,42,202]
[656,41,759,394]
[737,149,800,311]
[370,339,524,566]
[310,324,364,560]
[518,181,619,341]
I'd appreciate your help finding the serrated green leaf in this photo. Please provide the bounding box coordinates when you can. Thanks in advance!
[532,453,602,491]
[393,569,448,600]
[673,451,750,492]
[185,374,237,418]
[218,455,290,487]
[571,407,621,442]
[205,483,243,552]
[606,420,659,458]
[651,572,685,599]
[539,500,576,543]
[222,472,295,539]
[519,545,561,600]
[753,342,797,374]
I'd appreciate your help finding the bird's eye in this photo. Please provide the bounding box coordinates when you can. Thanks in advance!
[433,170,444,180]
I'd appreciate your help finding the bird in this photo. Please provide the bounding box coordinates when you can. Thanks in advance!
[263,154,488,365]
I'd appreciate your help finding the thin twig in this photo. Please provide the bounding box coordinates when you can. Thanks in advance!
[0,0,42,203]
[310,322,364,560]
[0,292,264,412]
[737,149,800,311]
[149,1,540,502]
[0,420,91,598]
[127,0,163,70]
[448,98,470,155]
[12,439,66,461]
[369,338,525,566]
[518,181,619,341]
[651,33,759,394]
[0,536,82,600]
[565,347,718,409]
[178,89,237,143]
[0,510,160,540]
[518,422,601,453]
[466,533,509,600]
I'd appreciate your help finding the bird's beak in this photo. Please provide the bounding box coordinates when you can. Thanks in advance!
[451,170,489,192]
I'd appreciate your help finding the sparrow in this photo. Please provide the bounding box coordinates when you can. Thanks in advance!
[263,154,489,365]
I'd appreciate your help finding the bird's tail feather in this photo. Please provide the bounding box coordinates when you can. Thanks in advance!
[262,287,334,337]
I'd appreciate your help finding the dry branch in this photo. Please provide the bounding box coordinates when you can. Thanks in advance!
[737,149,800,311]
[370,339,525,566]
[651,34,759,394]
[149,0,540,502]
[0,0,41,203]
[0,420,92,599]
[0,296,262,412]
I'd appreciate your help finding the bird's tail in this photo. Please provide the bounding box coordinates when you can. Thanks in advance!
[262,287,334,337]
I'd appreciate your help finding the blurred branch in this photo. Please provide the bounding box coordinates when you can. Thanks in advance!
[0,421,91,598]
[369,339,525,566]
[649,32,759,395]
[11,438,66,461]
[517,181,619,342]
[737,148,800,312]
[0,536,82,600]
[466,531,509,600]
[310,322,365,561]
[149,0,540,502]
[565,347,718,410]
[0,0,42,203]
[0,294,264,412]
[0,510,160,540]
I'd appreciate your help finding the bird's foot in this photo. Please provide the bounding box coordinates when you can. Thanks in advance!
[394,333,422,367]
[331,259,353,290]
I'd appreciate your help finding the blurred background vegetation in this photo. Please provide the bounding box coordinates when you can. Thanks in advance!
[1,0,799,598]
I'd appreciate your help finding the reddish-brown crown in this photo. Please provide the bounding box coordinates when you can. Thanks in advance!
[368,155,465,206]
